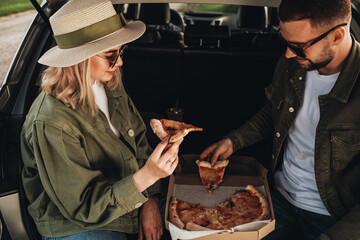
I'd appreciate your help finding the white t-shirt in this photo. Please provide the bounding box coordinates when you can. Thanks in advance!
[274,70,339,215]
[92,81,120,137]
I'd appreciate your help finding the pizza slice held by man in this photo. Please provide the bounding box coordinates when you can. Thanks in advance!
[196,159,229,193]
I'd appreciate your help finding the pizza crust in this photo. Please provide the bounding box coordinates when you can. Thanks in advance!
[150,119,168,140]
[245,185,270,221]
[185,222,212,231]
[169,197,185,229]
[196,159,229,168]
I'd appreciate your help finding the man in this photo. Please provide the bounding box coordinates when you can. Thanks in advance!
[200,0,360,239]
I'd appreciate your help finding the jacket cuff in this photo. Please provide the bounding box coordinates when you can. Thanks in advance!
[113,175,148,211]
[225,130,245,152]
[318,233,331,240]
[146,179,164,197]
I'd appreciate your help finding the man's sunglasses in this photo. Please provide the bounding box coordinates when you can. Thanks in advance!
[96,45,128,68]
[280,23,347,58]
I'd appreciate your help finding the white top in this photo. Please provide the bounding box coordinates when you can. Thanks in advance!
[274,70,339,215]
[92,81,120,137]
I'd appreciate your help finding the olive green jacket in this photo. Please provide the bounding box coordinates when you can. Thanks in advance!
[226,36,360,240]
[21,82,161,237]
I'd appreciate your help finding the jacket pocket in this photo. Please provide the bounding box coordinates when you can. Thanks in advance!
[330,130,360,170]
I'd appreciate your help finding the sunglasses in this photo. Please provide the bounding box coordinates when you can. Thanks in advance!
[96,45,128,68]
[280,23,347,58]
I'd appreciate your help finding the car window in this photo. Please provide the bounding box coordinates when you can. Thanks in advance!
[170,3,239,14]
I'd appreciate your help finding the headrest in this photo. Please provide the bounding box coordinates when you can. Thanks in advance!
[132,28,162,45]
[184,25,230,48]
[123,4,137,20]
[252,34,286,50]
[237,6,267,30]
[139,3,170,25]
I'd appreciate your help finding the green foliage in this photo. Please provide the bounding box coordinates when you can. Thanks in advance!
[196,4,239,14]
[0,0,42,17]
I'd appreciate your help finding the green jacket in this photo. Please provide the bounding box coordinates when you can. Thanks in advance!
[226,36,360,240]
[21,82,162,237]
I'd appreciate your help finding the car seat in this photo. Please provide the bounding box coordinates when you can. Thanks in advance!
[232,6,268,48]
[138,3,183,45]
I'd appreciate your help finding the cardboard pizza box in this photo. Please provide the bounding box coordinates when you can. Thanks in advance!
[165,154,275,240]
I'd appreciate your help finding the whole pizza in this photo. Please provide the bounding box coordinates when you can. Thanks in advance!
[169,185,270,231]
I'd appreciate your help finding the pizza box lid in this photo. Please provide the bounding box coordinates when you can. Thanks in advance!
[165,154,275,240]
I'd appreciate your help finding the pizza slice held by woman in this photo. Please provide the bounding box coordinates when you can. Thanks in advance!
[150,119,203,143]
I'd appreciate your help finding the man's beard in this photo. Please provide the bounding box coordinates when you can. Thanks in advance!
[303,57,333,71]
[296,43,334,71]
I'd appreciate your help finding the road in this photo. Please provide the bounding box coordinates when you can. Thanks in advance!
[0,10,36,85]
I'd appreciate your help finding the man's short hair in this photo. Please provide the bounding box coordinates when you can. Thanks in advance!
[278,0,351,28]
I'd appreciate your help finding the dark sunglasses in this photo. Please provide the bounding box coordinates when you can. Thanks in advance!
[96,45,128,68]
[280,23,347,58]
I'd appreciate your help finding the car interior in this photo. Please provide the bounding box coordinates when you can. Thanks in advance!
[121,3,285,164]
[0,2,288,239]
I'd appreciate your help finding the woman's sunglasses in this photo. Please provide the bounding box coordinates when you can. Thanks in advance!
[96,45,128,68]
[280,23,347,59]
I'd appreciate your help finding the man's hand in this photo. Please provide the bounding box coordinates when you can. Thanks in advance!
[200,138,234,166]
[139,197,163,240]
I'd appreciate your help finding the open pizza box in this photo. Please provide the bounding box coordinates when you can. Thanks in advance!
[165,154,275,240]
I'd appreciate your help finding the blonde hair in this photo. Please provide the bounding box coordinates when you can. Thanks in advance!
[41,59,120,115]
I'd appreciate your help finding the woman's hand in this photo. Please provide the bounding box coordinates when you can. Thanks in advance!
[133,137,183,192]
[200,138,234,166]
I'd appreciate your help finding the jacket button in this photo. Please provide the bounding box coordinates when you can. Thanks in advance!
[135,203,142,208]
[128,129,134,137]
[289,107,294,113]
[299,76,303,80]
[276,132,281,138]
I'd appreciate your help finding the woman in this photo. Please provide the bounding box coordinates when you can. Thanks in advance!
[20,0,181,239]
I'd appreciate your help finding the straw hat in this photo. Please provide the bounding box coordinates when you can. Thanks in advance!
[38,0,145,67]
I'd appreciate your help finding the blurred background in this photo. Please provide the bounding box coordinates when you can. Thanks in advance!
[0,1,238,85]
[0,0,41,85]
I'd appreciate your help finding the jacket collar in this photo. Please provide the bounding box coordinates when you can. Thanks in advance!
[105,81,124,99]
[288,35,360,103]
[328,35,360,103]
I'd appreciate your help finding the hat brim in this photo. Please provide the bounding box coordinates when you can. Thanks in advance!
[38,21,145,67]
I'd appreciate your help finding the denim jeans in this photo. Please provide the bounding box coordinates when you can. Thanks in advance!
[42,230,128,240]
[42,195,171,240]
[263,189,336,240]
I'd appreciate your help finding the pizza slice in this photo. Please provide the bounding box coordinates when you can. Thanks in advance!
[150,119,203,143]
[196,160,229,193]
[169,197,226,231]
[216,185,270,226]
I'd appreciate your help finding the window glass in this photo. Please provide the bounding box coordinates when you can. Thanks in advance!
[170,3,239,14]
